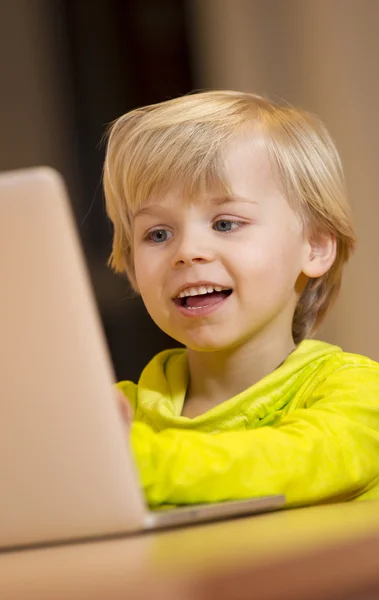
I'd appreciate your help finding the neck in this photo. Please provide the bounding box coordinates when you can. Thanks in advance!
[185,330,296,410]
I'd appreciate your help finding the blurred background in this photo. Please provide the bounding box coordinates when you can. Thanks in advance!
[1,0,378,382]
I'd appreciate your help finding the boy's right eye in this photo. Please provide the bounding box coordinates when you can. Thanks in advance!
[146,229,173,243]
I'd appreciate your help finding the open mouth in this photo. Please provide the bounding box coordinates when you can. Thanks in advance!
[173,287,233,310]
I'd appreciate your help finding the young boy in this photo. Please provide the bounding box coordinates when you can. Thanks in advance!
[103,90,379,508]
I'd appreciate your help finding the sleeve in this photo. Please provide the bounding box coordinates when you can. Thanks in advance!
[130,366,379,507]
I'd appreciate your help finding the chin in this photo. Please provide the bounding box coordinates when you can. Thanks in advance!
[182,336,236,353]
[161,322,248,353]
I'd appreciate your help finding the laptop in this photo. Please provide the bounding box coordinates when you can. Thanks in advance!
[0,167,285,551]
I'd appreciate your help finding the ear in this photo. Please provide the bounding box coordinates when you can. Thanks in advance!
[302,232,337,279]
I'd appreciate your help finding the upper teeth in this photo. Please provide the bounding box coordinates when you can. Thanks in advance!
[178,285,224,298]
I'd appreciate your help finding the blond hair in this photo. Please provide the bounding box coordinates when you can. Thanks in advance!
[103,90,356,344]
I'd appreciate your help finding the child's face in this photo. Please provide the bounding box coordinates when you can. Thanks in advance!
[132,134,313,352]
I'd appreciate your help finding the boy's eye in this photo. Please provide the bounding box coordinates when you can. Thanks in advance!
[147,229,172,243]
[213,219,239,233]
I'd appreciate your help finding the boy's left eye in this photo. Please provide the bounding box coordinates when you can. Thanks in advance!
[213,219,240,233]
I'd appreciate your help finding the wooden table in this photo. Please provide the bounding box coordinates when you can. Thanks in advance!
[1,500,379,600]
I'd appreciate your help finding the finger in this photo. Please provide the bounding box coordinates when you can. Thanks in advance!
[115,389,134,423]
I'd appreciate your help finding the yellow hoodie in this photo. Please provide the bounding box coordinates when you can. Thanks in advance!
[117,340,379,507]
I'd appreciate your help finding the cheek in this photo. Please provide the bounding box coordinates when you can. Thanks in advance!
[133,251,167,313]
[134,247,158,286]
[239,233,304,285]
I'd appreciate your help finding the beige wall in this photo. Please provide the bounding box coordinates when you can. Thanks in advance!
[190,0,379,360]
[0,0,81,205]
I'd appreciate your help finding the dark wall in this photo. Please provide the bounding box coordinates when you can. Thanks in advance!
[60,0,194,382]
[0,0,194,382]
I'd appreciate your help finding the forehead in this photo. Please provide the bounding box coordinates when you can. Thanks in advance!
[223,132,280,196]
[134,191,256,218]
[134,132,286,216]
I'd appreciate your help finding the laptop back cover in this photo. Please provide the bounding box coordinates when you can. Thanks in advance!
[0,167,146,550]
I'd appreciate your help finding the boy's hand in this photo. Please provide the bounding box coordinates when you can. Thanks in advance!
[115,389,134,426]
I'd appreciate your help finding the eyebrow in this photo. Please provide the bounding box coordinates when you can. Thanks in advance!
[134,195,257,218]
[212,195,257,206]
[134,205,166,218]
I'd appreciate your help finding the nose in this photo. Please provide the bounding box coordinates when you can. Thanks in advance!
[171,230,214,269]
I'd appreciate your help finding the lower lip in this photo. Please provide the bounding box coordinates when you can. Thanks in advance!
[173,294,231,318]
